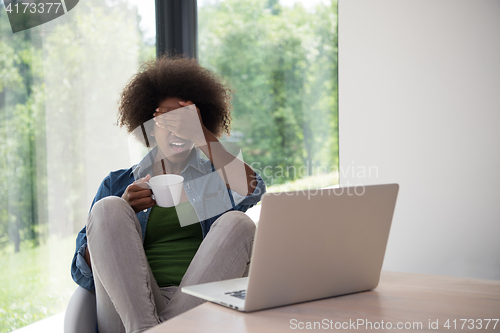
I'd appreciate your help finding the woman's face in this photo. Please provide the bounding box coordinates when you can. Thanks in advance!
[154,97,196,164]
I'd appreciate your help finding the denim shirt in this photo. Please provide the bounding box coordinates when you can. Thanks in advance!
[71,147,266,291]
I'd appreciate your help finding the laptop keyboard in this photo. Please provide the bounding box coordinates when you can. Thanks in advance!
[225,289,246,300]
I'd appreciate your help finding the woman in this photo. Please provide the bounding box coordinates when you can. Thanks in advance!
[71,56,266,333]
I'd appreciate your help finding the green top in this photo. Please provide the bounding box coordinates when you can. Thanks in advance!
[144,201,202,287]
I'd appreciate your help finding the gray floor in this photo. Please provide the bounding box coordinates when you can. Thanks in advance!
[11,312,64,333]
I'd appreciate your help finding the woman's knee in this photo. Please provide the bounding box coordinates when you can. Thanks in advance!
[87,196,136,235]
[212,211,256,239]
[92,196,130,212]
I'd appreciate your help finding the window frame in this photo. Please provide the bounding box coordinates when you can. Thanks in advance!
[155,0,198,59]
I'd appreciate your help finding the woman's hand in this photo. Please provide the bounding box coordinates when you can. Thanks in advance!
[153,101,208,147]
[121,175,155,213]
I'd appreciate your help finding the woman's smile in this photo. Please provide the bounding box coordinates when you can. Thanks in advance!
[169,138,188,153]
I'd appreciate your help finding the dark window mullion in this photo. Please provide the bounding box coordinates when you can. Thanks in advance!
[156,0,198,59]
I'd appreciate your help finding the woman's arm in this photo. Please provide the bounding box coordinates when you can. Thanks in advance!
[195,126,257,196]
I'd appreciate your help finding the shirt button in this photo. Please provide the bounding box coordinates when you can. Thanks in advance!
[143,209,147,212]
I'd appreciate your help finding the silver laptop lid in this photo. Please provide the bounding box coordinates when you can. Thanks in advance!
[244,184,399,312]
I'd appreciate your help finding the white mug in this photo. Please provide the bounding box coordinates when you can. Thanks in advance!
[147,174,184,208]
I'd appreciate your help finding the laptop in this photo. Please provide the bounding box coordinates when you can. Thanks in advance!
[182,183,399,312]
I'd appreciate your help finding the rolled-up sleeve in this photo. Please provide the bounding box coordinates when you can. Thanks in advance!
[71,230,95,291]
[76,243,93,278]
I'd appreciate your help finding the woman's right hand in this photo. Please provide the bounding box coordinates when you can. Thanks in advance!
[121,175,156,213]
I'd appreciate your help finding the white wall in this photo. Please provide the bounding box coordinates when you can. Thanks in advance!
[339,0,500,280]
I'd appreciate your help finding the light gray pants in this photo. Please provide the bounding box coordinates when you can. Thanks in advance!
[87,196,256,333]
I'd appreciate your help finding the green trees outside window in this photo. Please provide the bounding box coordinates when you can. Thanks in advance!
[0,1,154,330]
[0,0,337,331]
[199,0,338,190]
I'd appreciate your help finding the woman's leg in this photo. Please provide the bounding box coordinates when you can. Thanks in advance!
[160,211,256,320]
[87,196,167,333]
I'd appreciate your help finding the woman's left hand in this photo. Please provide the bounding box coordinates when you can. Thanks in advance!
[153,101,207,147]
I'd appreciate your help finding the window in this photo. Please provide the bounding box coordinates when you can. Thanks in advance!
[0,1,155,330]
[198,0,338,192]
[0,0,337,330]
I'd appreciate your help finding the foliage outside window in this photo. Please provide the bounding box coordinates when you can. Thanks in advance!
[198,0,338,192]
[0,1,154,331]
[0,0,337,331]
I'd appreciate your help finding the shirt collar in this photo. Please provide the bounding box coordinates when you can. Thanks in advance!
[130,146,208,180]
